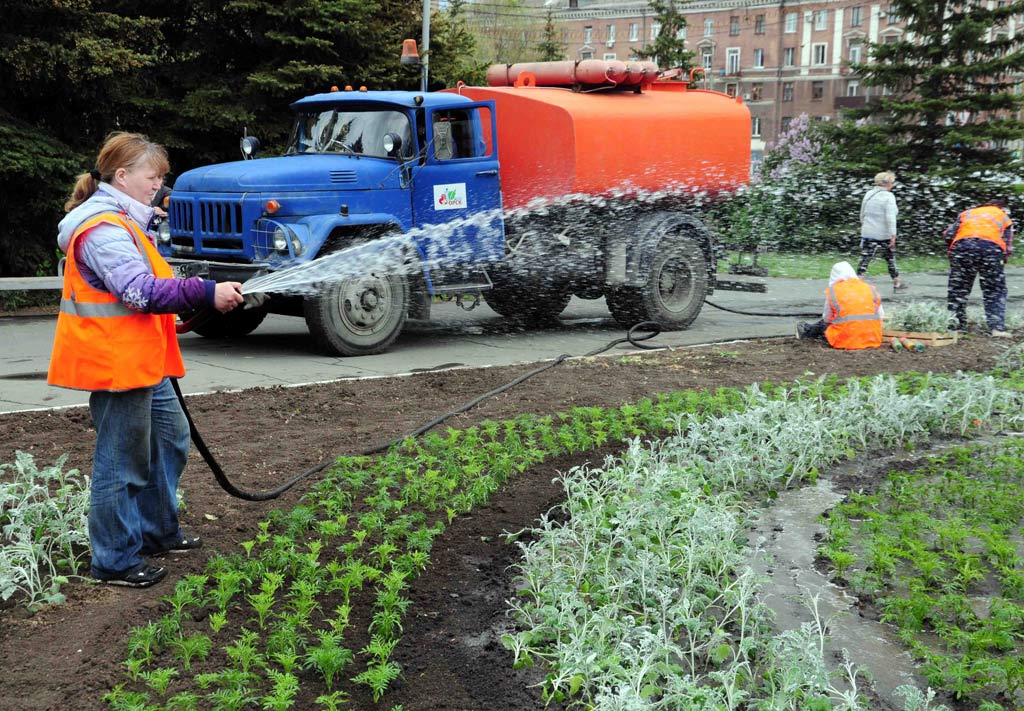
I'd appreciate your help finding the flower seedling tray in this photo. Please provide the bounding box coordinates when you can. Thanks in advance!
[882,329,958,347]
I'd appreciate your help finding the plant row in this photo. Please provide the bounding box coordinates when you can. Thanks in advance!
[821,440,1024,710]
[0,451,89,609]
[503,372,1024,711]
[102,387,759,710]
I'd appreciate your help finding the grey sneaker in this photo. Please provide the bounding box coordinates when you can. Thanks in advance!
[795,322,807,339]
[893,281,909,291]
[991,329,1013,339]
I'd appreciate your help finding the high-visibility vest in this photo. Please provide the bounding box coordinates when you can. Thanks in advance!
[949,205,1011,253]
[824,278,882,350]
[47,212,185,391]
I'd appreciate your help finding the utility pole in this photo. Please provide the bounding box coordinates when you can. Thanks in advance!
[421,0,431,91]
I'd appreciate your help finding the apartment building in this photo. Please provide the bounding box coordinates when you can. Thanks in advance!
[550,0,1022,166]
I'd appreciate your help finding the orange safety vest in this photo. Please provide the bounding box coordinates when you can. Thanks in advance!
[824,278,882,350]
[47,212,185,391]
[948,205,1011,253]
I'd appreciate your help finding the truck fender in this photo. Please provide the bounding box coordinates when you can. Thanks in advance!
[606,212,716,290]
[296,213,412,259]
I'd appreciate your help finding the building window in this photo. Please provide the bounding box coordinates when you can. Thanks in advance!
[676,26,687,40]
[651,23,661,40]
[781,116,792,133]
[726,83,738,97]
[730,16,740,36]
[849,42,862,64]
[883,34,899,44]
[751,82,763,100]
[887,6,900,23]
[581,50,594,59]
[812,42,828,65]
[726,47,740,74]
[753,48,765,68]
[629,22,639,42]
[782,82,794,101]
[850,6,863,27]
[704,18,714,37]
[755,15,765,34]
[584,26,593,44]
[785,12,798,33]
[606,24,616,45]
[783,47,796,66]
[603,52,617,60]
[702,49,713,70]
[813,10,828,31]
[752,117,762,137]
[847,80,860,96]
[812,81,825,100]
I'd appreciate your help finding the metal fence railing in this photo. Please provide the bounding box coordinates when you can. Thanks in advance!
[0,277,63,291]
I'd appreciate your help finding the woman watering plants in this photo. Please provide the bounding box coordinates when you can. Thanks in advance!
[47,132,245,587]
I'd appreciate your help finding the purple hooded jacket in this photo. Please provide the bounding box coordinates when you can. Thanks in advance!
[57,183,215,313]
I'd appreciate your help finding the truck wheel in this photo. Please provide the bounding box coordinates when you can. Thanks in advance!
[304,273,408,356]
[483,281,571,322]
[606,238,707,329]
[192,307,267,338]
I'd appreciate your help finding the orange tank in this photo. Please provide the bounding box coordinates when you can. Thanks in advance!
[450,82,751,211]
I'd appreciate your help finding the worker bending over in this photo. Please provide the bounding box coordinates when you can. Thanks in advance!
[796,261,883,349]
[946,198,1014,338]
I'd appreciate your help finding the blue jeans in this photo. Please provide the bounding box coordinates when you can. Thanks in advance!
[88,377,189,575]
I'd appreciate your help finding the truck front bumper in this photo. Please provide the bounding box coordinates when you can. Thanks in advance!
[168,259,268,284]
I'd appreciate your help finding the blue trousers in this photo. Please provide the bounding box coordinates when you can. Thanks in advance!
[88,377,189,575]
[947,240,1007,332]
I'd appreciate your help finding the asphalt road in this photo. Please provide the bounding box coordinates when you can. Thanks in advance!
[3,269,1021,414]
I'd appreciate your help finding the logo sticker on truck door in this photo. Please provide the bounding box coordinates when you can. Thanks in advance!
[433,183,467,210]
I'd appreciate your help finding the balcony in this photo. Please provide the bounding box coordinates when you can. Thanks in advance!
[834,95,867,109]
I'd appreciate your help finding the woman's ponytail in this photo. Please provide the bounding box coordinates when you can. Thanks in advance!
[64,172,100,212]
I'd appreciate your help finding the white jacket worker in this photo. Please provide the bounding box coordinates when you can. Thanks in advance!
[796,261,884,349]
[857,171,907,291]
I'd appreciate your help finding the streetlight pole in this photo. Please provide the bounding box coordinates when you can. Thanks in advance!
[421,0,431,92]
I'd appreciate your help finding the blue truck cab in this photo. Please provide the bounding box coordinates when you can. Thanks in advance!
[162,89,503,355]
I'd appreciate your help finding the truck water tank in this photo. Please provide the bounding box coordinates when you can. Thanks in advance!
[450,82,751,211]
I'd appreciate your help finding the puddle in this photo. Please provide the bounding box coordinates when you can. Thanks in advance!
[749,477,926,710]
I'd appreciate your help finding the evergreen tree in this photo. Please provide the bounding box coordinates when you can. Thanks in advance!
[536,10,564,61]
[0,1,166,277]
[834,0,1024,183]
[428,0,487,89]
[634,0,693,72]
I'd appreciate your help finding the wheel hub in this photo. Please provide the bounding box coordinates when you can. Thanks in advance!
[657,257,694,311]
[338,276,392,334]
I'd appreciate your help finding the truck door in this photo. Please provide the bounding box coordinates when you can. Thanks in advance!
[411,102,504,265]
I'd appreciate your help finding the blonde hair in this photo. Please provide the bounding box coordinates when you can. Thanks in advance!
[874,171,896,187]
[65,132,170,212]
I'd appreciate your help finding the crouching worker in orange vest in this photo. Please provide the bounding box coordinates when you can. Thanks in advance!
[47,132,245,588]
[795,261,883,349]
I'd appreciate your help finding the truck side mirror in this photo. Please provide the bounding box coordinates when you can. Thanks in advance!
[383,132,403,158]
[240,136,261,160]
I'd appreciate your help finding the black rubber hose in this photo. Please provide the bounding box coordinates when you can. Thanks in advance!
[174,321,664,501]
[704,298,821,319]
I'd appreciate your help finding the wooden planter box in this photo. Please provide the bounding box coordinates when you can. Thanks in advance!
[882,329,959,347]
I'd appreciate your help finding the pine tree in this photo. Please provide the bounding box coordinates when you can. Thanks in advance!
[536,10,564,62]
[835,0,1024,182]
[428,0,488,89]
[634,0,694,72]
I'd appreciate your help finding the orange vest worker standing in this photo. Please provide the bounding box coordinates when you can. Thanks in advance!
[48,212,185,391]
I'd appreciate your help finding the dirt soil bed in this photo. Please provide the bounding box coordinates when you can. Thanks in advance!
[0,334,1011,711]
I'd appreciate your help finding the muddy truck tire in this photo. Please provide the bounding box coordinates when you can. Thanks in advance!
[605,226,708,330]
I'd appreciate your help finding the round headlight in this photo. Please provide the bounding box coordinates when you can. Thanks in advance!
[157,220,171,245]
[291,236,304,256]
[273,227,289,252]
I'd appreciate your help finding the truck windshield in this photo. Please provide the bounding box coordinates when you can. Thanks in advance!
[288,109,413,159]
